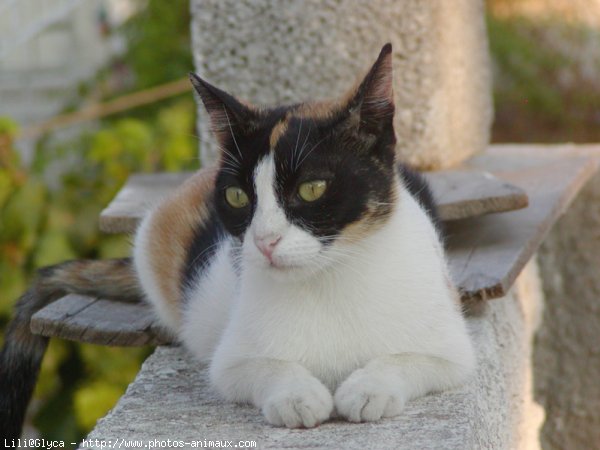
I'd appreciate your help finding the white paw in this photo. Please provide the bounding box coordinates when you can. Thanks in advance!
[334,369,405,423]
[262,377,333,428]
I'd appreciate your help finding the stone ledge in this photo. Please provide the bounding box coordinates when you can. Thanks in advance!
[82,263,543,450]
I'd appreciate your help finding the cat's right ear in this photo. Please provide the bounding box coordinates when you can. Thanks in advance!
[345,44,395,136]
[189,73,257,146]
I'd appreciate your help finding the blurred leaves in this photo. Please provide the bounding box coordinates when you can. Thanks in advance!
[123,0,193,90]
[488,15,566,117]
[0,98,197,442]
[73,345,151,430]
[488,3,600,142]
[0,0,195,443]
[73,381,125,430]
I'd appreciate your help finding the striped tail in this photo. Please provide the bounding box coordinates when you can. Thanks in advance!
[0,258,142,438]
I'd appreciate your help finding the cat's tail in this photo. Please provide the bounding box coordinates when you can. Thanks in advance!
[0,258,141,438]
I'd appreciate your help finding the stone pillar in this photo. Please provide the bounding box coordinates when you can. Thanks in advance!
[190,0,493,170]
[535,173,600,450]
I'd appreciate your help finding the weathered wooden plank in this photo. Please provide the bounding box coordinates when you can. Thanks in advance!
[30,294,97,338]
[447,156,598,307]
[99,169,528,234]
[425,170,528,220]
[99,172,192,234]
[31,295,172,346]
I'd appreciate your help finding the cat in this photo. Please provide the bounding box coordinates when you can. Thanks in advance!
[0,43,474,436]
[134,43,475,428]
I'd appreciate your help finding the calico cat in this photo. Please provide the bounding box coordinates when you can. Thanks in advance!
[0,43,474,436]
[134,43,475,428]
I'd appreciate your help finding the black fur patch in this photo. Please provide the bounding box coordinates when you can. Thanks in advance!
[192,44,437,246]
[210,104,400,244]
[272,112,396,240]
[0,289,49,439]
[182,204,227,291]
[213,106,292,238]
[205,104,439,248]
[397,164,443,238]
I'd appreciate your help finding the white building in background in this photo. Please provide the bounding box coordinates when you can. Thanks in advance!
[0,0,134,128]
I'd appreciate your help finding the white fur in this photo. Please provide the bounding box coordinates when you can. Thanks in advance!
[243,157,326,279]
[180,239,238,361]
[134,153,475,428]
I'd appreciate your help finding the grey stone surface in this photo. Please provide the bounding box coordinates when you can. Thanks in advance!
[536,171,600,450]
[83,263,543,450]
[190,0,492,170]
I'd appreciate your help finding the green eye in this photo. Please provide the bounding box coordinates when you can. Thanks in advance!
[225,187,249,208]
[298,180,327,202]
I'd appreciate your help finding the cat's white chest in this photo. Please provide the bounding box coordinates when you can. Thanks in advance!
[208,194,462,390]
[222,266,429,389]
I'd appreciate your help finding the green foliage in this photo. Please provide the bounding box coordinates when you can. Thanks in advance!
[487,16,566,117]
[73,345,151,431]
[0,120,29,317]
[0,98,197,442]
[487,15,565,118]
[123,0,193,90]
[487,11,600,142]
[0,0,196,442]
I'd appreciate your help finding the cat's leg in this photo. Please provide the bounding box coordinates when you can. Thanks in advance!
[334,353,474,422]
[210,357,334,428]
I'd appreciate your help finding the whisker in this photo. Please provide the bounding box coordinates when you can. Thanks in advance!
[188,240,226,275]
[292,118,303,170]
[369,201,396,206]
[223,106,243,161]
[294,125,312,171]
[217,144,242,168]
[313,253,366,279]
[220,167,240,177]
[221,162,240,172]
[296,136,327,168]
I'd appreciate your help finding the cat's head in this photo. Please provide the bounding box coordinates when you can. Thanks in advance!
[191,44,397,280]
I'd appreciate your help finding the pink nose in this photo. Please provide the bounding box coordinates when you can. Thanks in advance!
[254,234,281,260]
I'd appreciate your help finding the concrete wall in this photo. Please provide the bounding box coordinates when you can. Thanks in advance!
[535,172,600,450]
[0,0,130,128]
[190,0,493,170]
[84,262,545,449]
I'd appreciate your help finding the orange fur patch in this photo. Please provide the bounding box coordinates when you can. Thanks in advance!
[269,119,289,149]
[145,167,217,320]
[338,183,397,241]
[293,100,340,120]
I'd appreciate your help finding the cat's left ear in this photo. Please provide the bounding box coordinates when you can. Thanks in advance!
[346,43,395,135]
[189,73,258,146]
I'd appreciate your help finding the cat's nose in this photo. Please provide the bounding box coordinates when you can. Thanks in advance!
[254,234,282,260]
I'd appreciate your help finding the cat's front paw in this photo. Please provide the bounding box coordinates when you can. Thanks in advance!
[262,377,333,428]
[334,368,405,423]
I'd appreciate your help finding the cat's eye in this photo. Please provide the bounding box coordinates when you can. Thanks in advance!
[225,187,249,208]
[298,180,327,202]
